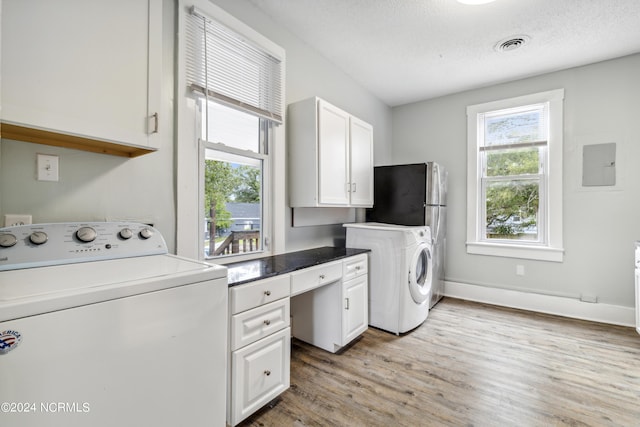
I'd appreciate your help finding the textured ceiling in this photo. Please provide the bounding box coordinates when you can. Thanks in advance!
[248,0,640,106]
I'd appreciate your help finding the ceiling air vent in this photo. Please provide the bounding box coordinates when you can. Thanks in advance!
[494,35,531,52]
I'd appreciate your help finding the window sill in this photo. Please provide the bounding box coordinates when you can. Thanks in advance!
[466,241,564,262]
[208,250,270,265]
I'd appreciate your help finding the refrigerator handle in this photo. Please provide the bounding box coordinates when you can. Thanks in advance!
[433,206,441,243]
[433,163,441,205]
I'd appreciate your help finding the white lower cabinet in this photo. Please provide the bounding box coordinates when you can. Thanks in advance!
[291,254,368,353]
[342,254,369,344]
[231,327,291,425]
[228,276,291,426]
[342,274,368,345]
[227,253,368,424]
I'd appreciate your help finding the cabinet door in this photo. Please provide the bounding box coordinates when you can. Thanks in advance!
[231,327,291,426]
[342,275,368,345]
[1,0,162,149]
[317,100,350,205]
[349,117,374,207]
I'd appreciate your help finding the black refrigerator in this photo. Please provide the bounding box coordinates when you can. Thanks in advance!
[366,162,447,308]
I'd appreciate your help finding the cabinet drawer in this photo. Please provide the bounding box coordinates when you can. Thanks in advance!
[343,254,368,281]
[231,327,290,426]
[231,298,290,351]
[230,275,290,315]
[290,261,343,296]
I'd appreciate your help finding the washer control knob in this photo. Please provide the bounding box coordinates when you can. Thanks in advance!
[0,233,18,248]
[139,227,154,240]
[76,226,97,243]
[119,228,133,240]
[29,231,48,245]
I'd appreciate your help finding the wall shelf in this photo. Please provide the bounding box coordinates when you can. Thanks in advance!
[0,123,156,158]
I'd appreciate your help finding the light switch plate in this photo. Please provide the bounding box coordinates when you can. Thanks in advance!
[37,154,59,182]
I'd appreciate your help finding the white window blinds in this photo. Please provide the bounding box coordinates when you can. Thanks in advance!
[185,6,283,123]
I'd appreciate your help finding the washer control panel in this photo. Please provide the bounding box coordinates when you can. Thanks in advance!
[0,222,168,271]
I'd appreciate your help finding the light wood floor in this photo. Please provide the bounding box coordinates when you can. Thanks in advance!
[239,298,640,427]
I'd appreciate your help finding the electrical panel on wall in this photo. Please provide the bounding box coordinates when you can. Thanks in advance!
[582,143,616,187]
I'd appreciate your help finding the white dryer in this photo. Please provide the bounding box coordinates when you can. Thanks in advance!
[344,222,433,335]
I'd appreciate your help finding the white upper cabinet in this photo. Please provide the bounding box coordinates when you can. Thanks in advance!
[348,116,374,207]
[288,97,374,207]
[1,0,162,156]
[317,100,350,205]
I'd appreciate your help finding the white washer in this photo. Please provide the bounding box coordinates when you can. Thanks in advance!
[344,222,433,335]
[0,222,228,427]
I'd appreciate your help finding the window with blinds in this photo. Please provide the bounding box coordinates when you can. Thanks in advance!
[183,5,284,260]
[185,6,283,125]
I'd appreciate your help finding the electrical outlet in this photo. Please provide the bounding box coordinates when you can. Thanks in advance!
[4,214,33,227]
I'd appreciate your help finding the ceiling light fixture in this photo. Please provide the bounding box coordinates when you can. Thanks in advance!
[457,0,497,5]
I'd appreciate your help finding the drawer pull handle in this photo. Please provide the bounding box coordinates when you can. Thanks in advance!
[264,319,271,325]
[264,370,271,376]
[264,290,271,296]
[319,274,325,280]
[355,266,361,270]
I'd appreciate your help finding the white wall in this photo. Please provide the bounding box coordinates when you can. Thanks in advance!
[0,0,177,250]
[209,0,393,252]
[392,53,640,309]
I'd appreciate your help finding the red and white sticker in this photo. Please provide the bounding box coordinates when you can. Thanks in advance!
[0,330,22,355]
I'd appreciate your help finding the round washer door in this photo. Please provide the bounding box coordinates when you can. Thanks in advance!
[408,243,433,304]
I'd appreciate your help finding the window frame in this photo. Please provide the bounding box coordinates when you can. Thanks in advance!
[466,89,565,262]
[176,0,286,262]
[479,104,547,245]
[198,101,273,260]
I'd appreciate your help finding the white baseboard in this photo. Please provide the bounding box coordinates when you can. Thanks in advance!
[444,280,636,327]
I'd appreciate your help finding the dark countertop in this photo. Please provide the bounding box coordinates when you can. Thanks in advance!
[225,246,370,287]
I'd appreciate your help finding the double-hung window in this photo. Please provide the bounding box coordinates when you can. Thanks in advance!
[466,89,564,262]
[200,102,270,258]
[179,2,285,260]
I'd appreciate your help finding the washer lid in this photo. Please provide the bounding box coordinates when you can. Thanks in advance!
[0,254,227,322]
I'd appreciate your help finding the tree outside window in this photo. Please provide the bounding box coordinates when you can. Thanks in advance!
[200,99,268,259]
[480,106,546,242]
[204,157,262,257]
